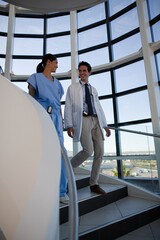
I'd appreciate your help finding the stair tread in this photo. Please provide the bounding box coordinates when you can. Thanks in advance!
[60,183,126,207]
[75,173,90,180]
[60,195,160,239]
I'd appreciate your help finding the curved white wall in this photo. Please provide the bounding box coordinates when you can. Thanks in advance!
[0,75,60,240]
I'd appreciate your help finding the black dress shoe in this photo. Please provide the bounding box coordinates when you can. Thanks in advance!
[90,185,106,194]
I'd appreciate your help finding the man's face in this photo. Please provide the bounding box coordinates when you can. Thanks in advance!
[79,65,91,83]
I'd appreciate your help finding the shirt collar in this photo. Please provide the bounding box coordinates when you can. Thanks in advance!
[80,80,90,86]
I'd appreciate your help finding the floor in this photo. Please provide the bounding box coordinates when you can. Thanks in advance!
[60,184,160,240]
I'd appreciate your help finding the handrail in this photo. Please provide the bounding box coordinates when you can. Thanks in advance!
[109,126,160,138]
[60,142,78,240]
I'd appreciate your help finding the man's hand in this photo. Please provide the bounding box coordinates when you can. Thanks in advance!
[104,127,111,137]
[67,127,74,138]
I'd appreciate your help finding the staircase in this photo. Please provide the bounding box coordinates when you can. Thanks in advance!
[60,168,160,240]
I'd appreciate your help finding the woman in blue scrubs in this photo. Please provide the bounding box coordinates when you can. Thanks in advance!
[27,53,69,204]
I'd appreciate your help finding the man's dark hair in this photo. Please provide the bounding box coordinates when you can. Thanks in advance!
[78,61,92,72]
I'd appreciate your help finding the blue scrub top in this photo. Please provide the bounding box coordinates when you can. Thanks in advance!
[27,73,64,113]
[27,73,67,197]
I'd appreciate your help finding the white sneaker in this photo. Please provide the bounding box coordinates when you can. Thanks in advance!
[60,194,69,204]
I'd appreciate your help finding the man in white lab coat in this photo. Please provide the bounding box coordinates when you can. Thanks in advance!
[64,61,111,194]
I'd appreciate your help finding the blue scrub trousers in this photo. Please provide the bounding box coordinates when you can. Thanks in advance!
[50,110,68,197]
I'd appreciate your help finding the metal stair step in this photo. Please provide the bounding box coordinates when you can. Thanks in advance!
[60,196,160,240]
[60,178,128,224]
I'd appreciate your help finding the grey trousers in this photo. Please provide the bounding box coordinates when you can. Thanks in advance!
[71,116,104,186]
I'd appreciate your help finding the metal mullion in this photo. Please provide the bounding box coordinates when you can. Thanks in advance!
[47,31,70,38]
[0,54,6,58]
[15,13,44,18]
[78,19,106,33]
[14,33,43,38]
[99,95,113,101]
[11,79,27,82]
[78,42,108,54]
[43,15,47,55]
[12,55,43,59]
[154,49,160,55]
[0,10,8,16]
[57,76,71,81]
[97,85,148,100]
[109,2,137,21]
[116,85,147,97]
[112,56,143,70]
[118,118,152,127]
[111,28,140,45]
[0,32,7,36]
[46,12,70,19]
[150,14,160,26]
[105,2,123,178]
[12,52,71,59]
[105,1,123,178]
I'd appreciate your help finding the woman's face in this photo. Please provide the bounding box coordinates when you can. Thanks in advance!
[48,59,58,72]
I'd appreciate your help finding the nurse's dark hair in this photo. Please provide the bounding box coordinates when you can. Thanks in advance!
[36,54,57,73]
[78,61,92,72]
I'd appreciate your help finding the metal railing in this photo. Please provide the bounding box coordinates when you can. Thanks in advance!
[60,142,78,240]
[108,126,160,192]
[109,126,160,138]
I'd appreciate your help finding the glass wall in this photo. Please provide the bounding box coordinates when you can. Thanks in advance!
[0,0,160,184]
[0,9,8,71]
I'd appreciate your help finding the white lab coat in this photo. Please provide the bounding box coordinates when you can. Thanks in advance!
[64,82,108,142]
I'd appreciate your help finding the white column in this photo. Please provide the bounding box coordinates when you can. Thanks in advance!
[70,10,79,84]
[4,4,15,80]
[70,11,81,156]
[137,0,160,190]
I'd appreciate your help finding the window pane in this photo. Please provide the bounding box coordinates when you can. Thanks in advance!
[0,15,8,32]
[78,25,107,50]
[113,33,142,60]
[118,90,151,122]
[0,58,5,72]
[15,17,44,34]
[56,56,71,73]
[63,131,73,157]
[13,82,28,92]
[151,21,160,42]
[12,59,40,75]
[78,3,105,28]
[13,38,43,55]
[155,53,160,82]
[89,72,112,96]
[110,8,139,40]
[147,0,160,20]
[59,79,71,101]
[47,35,70,54]
[104,130,116,156]
[47,15,70,34]
[115,60,147,92]
[119,123,155,155]
[0,36,7,54]
[100,98,114,124]
[79,47,109,66]
[0,1,8,5]
[108,0,136,16]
